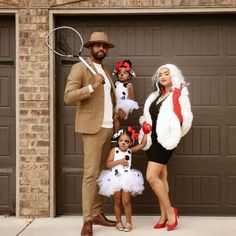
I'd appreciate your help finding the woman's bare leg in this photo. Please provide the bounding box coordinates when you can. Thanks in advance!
[158,166,169,223]
[146,162,175,225]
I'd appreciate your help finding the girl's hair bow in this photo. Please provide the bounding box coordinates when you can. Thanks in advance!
[113,60,136,77]
[127,126,138,144]
[111,126,138,145]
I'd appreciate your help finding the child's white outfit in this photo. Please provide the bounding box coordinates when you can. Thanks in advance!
[115,81,139,119]
[97,147,144,196]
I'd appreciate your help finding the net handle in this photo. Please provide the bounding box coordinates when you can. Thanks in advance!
[46,26,96,75]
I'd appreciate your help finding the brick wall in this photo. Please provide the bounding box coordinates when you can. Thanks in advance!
[18,7,50,217]
[0,0,235,217]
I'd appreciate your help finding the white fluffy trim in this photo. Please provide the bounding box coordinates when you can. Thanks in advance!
[156,95,182,150]
[138,87,193,150]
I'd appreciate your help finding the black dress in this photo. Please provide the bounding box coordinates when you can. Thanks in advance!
[146,95,175,164]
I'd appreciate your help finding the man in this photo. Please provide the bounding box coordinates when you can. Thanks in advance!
[64,32,118,236]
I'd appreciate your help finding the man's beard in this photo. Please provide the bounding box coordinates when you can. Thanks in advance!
[91,50,106,61]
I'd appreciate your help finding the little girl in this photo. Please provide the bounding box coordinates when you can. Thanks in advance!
[97,127,147,232]
[113,60,139,120]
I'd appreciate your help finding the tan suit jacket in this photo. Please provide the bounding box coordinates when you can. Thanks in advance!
[64,57,116,134]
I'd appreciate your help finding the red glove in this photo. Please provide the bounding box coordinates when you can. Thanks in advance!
[172,84,183,123]
[142,122,152,134]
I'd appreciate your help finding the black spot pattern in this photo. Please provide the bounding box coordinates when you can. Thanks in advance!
[114,169,120,176]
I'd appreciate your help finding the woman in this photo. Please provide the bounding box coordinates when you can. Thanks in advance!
[139,64,193,231]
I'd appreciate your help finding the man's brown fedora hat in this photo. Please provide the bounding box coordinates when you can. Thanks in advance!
[83,32,115,48]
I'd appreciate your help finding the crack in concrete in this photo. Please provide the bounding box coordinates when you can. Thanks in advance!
[16,219,35,236]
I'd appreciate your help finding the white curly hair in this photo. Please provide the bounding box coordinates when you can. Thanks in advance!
[152,64,186,93]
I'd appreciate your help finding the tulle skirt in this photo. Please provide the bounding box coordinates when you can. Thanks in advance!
[97,169,144,197]
[116,99,139,119]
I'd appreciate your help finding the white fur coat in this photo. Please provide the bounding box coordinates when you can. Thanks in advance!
[138,87,193,150]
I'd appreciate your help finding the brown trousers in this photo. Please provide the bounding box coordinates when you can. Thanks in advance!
[82,128,113,221]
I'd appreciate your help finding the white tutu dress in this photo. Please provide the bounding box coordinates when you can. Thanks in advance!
[97,147,144,197]
[115,81,139,119]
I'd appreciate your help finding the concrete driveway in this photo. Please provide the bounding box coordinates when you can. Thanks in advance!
[1,215,236,236]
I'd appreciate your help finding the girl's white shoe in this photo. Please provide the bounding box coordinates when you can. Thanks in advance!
[116,222,124,231]
[124,222,132,232]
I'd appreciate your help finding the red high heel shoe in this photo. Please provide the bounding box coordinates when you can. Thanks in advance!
[153,219,167,229]
[167,207,179,231]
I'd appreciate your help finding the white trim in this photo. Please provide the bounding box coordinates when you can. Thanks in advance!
[0,10,18,14]
[15,12,20,218]
[49,11,56,217]
[49,8,236,15]
[48,8,236,217]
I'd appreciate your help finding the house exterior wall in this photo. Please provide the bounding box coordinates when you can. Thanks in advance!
[0,0,235,217]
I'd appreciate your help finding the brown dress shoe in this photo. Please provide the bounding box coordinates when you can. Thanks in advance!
[81,220,93,236]
[92,213,116,227]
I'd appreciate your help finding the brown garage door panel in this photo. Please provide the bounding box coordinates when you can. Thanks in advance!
[168,165,236,215]
[0,67,15,116]
[0,166,15,215]
[56,116,84,214]
[57,116,84,164]
[59,170,83,214]
[0,16,15,215]
[228,126,236,156]
[0,17,15,62]
[175,174,220,205]
[56,14,236,215]
[116,26,162,56]
[0,119,15,166]
[226,171,236,215]
[175,124,221,160]
[57,66,76,114]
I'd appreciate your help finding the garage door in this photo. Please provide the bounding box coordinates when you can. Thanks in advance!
[55,14,236,215]
[0,16,16,215]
